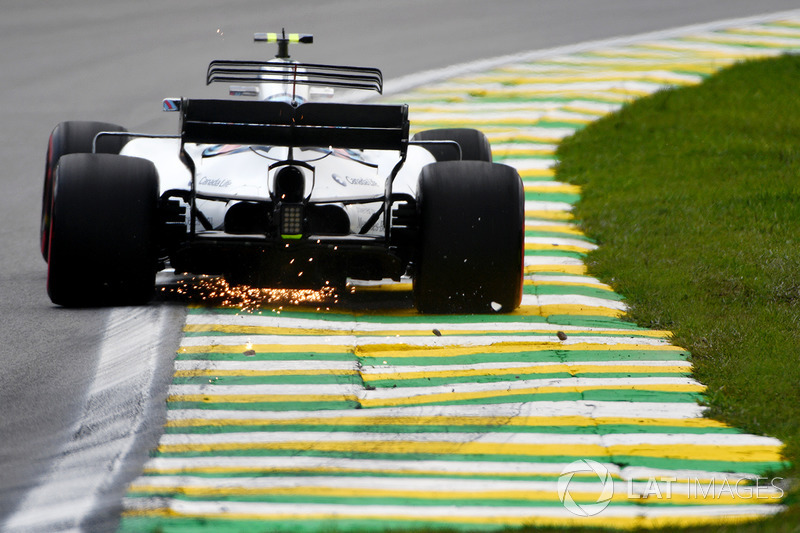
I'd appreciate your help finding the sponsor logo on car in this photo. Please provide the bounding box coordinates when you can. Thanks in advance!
[332,173,378,187]
[199,176,233,188]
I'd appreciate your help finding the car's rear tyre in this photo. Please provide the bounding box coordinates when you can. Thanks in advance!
[41,121,128,261]
[411,128,493,162]
[47,153,158,307]
[413,161,524,313]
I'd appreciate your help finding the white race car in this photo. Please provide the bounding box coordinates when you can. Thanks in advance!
[40,31,524,313]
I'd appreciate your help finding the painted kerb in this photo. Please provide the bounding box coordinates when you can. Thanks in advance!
[120,12,800,532]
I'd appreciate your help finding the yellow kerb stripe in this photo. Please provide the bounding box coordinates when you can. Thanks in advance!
[120,509,782,529]
[355,342,685,357]
[525,279,612,291]
[182,324,660,337]
[360,364,691,382]
[168,393,358,404]
[525,243,594,253]
[176,363,690,379]
[524,183,581,194]
[357,384,704,408]
[168,383,703,408]
[535,304,626,317]
[166,415,730,429]
[178,341,683,356]
[141,465,602,478]
[524,210,574,220]
[154,440,780,463]
[525,224,584,235]
[125,484,783,504]
[519,168,555,178]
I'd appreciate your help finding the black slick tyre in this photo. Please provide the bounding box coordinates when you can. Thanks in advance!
[47,153,158,307]
[413,161,524,314]
[411,128,493,162]
[41,121,128,261]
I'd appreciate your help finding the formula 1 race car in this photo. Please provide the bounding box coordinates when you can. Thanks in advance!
[40,31,524,313]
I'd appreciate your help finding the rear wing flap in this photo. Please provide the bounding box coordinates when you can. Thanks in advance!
[180,99,409,152]
[207,60,384,94]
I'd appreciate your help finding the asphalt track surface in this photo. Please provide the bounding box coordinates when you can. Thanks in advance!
[1,1,799,531]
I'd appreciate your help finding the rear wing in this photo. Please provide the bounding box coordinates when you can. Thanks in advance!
[179,99,409,152]
[207,60,384,94]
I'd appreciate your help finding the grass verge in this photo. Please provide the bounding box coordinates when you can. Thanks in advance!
[554,54,800,530]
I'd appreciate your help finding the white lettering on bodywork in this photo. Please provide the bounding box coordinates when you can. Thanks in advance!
[199,177,233,188]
